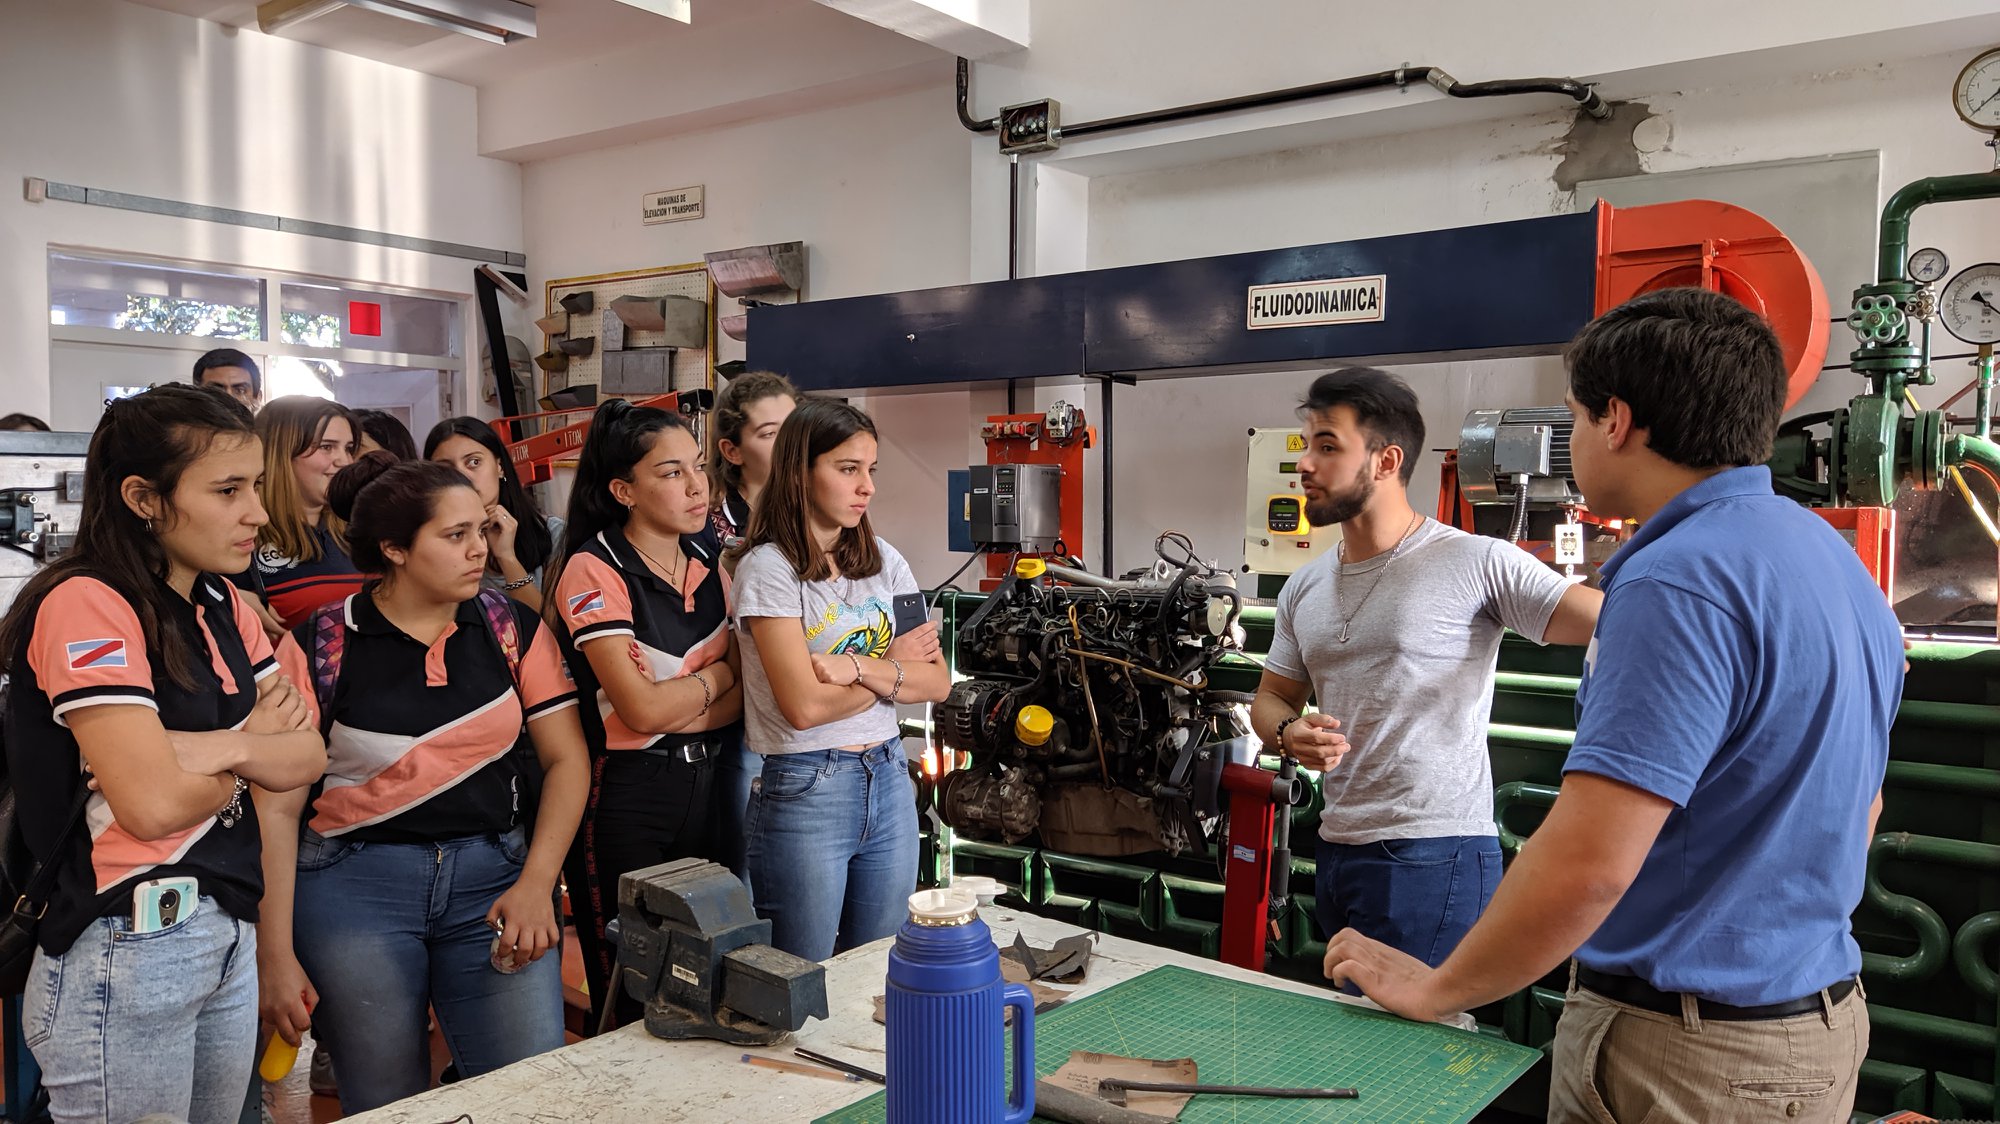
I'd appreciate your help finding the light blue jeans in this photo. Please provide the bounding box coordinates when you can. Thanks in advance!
[713,728,760,891]
[746,741,919,962]
[291,826,564,1115]
[23,894,258,1124]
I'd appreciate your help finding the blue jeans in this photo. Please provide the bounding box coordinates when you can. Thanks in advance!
[292,826,564,1115]
[23,894,257,1124]
[713,728,760,889]
[747,741,918,962]
[1315,835,1502,968]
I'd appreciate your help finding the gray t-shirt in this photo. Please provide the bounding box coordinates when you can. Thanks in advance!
[1265,518,1570,844]
[734,538,920,755]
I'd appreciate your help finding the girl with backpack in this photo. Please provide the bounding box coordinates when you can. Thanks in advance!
[252,452,589,1114]
[549,400,741,1029]
[0,385,328,1123]
[733,397,948,960]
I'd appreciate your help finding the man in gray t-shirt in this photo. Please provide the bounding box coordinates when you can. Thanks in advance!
[1251,368,1600,970]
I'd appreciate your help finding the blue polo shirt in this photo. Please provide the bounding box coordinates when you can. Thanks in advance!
[1568,466,1902,1006]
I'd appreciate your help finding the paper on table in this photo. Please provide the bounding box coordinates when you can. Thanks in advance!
[1047,1051,1199,1122]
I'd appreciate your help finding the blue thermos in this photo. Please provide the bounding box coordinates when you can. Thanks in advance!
[884,889,1036,1123]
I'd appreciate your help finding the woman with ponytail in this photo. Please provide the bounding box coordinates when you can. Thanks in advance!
[548,399,741,1028]
[0,385,326,1123]
[253,452,588,1113]
[733,397,948,960]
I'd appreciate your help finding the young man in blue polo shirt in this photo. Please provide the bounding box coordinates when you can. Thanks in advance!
[1323,287,1903,1124]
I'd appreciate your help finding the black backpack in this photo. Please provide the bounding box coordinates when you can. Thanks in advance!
[0,677,90,995]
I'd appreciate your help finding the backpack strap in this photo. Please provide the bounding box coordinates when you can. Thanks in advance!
[474,588,524,690]
[307,599,349,721]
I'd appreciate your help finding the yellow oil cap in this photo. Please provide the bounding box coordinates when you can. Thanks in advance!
[1014,557,1048,580]
[1015,705,1054,746]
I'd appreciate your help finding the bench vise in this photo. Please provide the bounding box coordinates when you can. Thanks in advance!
[613,858,829,1045]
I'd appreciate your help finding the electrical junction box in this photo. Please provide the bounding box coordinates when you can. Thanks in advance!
[969,463,1062,553]
[997,98,1061,155]
[1244,427,1338,579]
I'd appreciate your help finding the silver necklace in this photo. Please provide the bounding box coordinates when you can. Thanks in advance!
[1332,513,1423,644]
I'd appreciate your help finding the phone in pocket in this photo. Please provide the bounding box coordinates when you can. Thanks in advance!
[892,592,928,637]
[132,876,198,934]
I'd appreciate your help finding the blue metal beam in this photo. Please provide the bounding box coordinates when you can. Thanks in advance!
[748,208,1603,392]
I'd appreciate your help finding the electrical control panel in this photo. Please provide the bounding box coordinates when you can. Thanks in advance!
[1243,427,1338,578]
[969,463,1063,553]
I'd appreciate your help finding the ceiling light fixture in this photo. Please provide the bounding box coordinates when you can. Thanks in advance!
[608,0,691,21]
[256,0,537,44]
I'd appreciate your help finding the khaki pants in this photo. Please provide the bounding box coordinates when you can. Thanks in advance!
[1548,965,1868,1124]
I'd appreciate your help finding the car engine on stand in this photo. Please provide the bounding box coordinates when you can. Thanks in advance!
[933,532,1252,858]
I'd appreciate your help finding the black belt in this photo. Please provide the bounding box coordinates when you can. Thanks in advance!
[1577,966,1856,1022]
[637,734,720,764]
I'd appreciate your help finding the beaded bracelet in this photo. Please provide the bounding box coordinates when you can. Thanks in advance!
[847,652,865,689]
[501,575,535,591]
[691,669,714,715]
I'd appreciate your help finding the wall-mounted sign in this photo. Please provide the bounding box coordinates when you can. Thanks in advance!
[642,185,705,225]
[1246,274,1386,330]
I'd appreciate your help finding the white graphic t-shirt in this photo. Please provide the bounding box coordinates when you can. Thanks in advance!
[733,539,919,754]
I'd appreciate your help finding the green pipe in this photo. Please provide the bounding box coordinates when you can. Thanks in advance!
[1865,1003,1997,1055]
[1493,671,1581,697]
[1494,781,1559,855]
[1896,699,2000,733]
[1877,172,2000,281]
[1948,433,2000,485]
[1884,760,2000,799]
[1487,723,1575,751]
[1978,351,1995,441]
[1862,833,1959,981]
[1951,911,2000,1000]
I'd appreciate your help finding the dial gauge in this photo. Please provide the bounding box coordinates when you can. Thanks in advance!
[1909,247,1950,285]
[1955,48,2000,131]
[1940,263,2000,345]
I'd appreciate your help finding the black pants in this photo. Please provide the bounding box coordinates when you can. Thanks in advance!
[566,747,716,1030]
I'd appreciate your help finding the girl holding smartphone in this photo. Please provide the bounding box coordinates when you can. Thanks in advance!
[733,397,947,960]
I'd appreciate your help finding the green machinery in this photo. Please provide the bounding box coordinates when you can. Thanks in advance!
[1770,170,2000,510]
[924,168,2000,1121]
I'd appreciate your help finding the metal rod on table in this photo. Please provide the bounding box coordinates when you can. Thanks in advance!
[1099,1077,1359,1100]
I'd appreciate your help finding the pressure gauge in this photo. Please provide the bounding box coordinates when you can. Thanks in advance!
[1940,263,2000,345]
[1909,247,1950,285]
[1955,48,2000,131]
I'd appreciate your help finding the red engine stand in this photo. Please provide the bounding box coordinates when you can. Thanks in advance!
[1218,760,1303,972]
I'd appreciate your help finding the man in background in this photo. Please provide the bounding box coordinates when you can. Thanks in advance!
[193,348,261,409]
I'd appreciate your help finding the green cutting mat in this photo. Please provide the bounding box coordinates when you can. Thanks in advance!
[813,965,1539,1124]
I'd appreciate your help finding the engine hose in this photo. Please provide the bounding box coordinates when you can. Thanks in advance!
[1507,476,1531,543]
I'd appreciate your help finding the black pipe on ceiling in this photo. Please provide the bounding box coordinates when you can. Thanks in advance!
[955,58,1611,143]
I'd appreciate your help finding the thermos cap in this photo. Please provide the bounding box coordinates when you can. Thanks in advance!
[907,888,979,926]
[952,876,1003,905]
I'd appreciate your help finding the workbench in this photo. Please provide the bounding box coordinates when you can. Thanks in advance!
[344,908,1413,1124]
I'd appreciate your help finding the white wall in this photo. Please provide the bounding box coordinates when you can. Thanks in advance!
[509,6,2000,588]
[0,0,523,417]
[1063,50,2000,574]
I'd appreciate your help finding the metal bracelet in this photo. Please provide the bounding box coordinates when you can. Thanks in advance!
[217,773,249,829]
[692,670,714,714]
[888,659,906,703]
[501,575,535,591]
